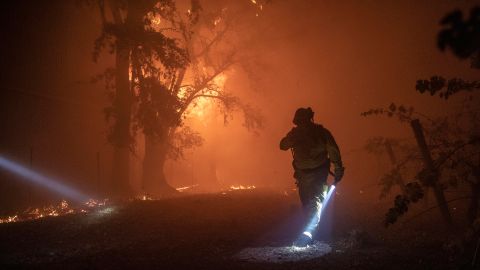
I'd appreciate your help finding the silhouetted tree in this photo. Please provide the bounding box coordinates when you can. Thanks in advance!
[364,137,415,198]
[86,0,265,196]
[136,1,264,195]
[414,6,480,224]
[84,0,188,198]
[362,6,480,227]
[363,99,480,226]
[416,6,480,99]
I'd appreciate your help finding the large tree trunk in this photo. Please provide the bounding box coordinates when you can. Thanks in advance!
[109,39,133,198]
[142,134,177,196]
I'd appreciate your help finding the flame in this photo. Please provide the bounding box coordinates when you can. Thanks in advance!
[151,17,161,25]
[249,0,263,15]
[229,185,256,190]
[85,198,108,208]
[0,199,109,224]
[213,73,227,86]
[135,194,155,201]
[143,11,230,120]
[176,184,199,192]
[0,182,256,224]
[183,73,228,118]
[0,215,18,224]
[146,12,162,27]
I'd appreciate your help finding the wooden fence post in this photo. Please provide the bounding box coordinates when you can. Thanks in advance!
[411,119,452,226]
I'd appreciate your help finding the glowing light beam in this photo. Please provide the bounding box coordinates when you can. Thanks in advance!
[0,156,89,202]
[302,185,336,240]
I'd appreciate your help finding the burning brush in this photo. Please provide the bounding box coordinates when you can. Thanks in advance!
[0,199,109,224]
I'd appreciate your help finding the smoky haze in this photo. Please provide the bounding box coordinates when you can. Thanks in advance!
[176,0,477,194]
[0,0,476,210]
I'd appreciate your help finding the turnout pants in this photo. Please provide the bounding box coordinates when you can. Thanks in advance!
[294,162,330,236]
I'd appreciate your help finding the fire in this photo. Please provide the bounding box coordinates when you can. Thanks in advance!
[248,0,263,18]
[143,11,230,120]
[84,198,108,208]
[135,194,155,201]
[0,215,18,224]
[229,185,256,190]
[183,73,228,118]
[146,11,162,27]
[0,199,109,224]
[213,73,227,86]
[176,184,199,192]
[0,182,254,225]
[151,17,161,25]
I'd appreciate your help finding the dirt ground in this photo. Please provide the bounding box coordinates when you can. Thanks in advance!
[0,189,476,269]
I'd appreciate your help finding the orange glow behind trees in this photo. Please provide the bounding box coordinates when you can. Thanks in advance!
[124,1,264,195]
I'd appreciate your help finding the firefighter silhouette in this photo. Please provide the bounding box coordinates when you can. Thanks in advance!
[280,107,344,246]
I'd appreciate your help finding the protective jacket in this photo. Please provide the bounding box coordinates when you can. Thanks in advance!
[280,124,342,171]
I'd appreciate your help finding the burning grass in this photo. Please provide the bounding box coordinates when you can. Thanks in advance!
[229,185,256,190]
[0,199,108,224]
[0,182,260,224]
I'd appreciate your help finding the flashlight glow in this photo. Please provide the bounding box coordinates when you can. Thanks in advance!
[302,185,336,239]
[0,156,89,202]
[323,185,336,209]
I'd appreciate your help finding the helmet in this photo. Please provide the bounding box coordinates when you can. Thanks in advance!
[293,107,314,126]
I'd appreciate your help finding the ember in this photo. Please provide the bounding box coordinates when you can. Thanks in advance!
[176,184,199,192]
[229,185,256,190]
[135,194,155,201]
[0,199,109,224]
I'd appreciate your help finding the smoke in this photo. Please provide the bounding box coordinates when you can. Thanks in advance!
[0,0,477,204]
[165,0,477,195]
